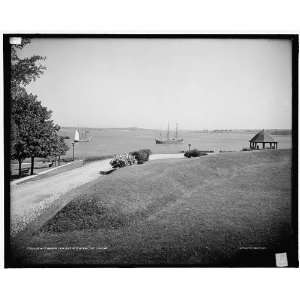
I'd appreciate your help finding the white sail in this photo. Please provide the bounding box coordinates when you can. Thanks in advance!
[74,129,80,142]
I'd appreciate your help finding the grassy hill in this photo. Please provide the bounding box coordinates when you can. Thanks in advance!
[18,149,294,266]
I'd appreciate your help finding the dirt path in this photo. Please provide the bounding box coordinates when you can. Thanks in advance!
[10,153,189,236]
[149,153,184,160]
[10,159,112,236]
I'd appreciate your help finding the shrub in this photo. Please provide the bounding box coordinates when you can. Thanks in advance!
[130,149,152,164]
[110,153,137,168]
[184,149,208,158]
[62,157,74,163]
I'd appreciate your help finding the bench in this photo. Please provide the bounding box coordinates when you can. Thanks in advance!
[21,168,30,176]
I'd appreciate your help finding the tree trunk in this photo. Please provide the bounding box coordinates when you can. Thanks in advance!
[18,159,22,177]
[30,156,35,175]
[58,155,60,166]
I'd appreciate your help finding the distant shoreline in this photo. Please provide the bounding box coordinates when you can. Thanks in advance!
[60,126,292,135]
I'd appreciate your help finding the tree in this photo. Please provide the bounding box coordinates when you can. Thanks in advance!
[57,136,69,165]
[10,39,47,176]
[11,38,46,88]
[11,90,39,175]
[27,114,57,175]
[11,89,49,175]
[52,135,69,166]
[10,38,47,164]
[10,39,69,177]
[11,90,69,176]
[39,124,69,167]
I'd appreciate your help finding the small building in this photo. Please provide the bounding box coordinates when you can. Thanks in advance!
[249,129,278,150]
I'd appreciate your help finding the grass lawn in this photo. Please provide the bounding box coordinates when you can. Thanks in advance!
[11,149,295,266]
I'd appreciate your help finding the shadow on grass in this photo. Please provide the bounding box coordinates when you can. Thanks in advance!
[83,155,114,164]
[39,192,179,233]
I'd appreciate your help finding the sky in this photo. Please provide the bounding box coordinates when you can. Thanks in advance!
[20,38,292,130]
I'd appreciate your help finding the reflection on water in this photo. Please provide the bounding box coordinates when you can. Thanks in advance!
[61,128,292,159]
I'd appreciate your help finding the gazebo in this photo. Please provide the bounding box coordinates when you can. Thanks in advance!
[249,129,278,150]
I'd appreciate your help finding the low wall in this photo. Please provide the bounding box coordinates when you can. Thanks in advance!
[15,160,84,185]
[40,160,84,177]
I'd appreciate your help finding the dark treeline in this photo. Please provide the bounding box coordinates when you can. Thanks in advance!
[10,39,69,176]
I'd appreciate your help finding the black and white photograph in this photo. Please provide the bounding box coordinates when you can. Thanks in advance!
[3,35,298,267]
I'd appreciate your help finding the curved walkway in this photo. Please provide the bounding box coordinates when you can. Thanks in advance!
[10,153,197,236]
[11,158,111,236]
[149,153,184,160]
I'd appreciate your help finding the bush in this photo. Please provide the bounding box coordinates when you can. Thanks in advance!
[130,149,152,164]
[110,153,137,168]
[241,148,251,151]
[62,157,74,163]
[184,149,208,158]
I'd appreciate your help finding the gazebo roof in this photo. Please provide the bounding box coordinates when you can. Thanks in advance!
[249,130,276,143]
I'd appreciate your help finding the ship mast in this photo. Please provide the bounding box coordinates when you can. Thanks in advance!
[175,123,178,138]
[167,122,170,140]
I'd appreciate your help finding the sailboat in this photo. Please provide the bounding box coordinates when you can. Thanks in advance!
[74,129,91,143]
[155,123,184,144]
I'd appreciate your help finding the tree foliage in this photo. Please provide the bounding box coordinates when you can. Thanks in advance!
[10,39,68,176]
[52,135,70,165]
[11,89,54,174]
[11,38,46,88]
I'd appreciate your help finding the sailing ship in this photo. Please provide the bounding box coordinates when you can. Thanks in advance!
[155,123,184,144]
[74,129,91,142]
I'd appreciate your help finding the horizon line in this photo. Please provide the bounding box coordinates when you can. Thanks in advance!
[60,126,292,131]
